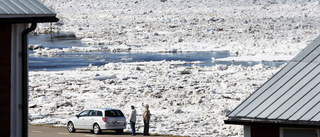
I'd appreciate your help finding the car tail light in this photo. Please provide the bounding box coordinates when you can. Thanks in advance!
[102,117,107,122]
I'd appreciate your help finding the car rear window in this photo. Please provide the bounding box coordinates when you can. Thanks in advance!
[105,110,124,117]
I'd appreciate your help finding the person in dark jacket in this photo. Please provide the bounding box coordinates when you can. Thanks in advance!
[143,104,150,136]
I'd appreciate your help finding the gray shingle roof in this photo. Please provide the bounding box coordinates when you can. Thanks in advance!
[227,35,320,125]
[0,0,56,18]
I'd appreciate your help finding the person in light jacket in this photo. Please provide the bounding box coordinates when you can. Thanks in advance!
[143,104,150,136]
[130,105,137,136]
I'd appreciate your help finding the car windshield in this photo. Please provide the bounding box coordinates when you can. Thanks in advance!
[105,110,124,117]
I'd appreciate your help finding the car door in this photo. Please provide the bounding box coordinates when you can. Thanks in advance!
[73,110,89,129]
[83,110,96,129]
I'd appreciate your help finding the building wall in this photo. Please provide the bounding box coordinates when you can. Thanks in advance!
[10,23,28,137]
[245,125,280,137]
[0,24,12,137]
[0,23,28,137]
[280,128,319,137]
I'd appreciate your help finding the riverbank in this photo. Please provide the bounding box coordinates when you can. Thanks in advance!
[29,124,188,137]
[28,61,282,136]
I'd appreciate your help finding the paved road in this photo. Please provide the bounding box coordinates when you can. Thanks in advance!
[29,125,169,137]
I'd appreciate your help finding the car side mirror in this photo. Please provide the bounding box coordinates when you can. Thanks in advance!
[76,114,79,118]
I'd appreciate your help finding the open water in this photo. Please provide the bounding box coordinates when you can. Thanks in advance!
[29,34,286,71]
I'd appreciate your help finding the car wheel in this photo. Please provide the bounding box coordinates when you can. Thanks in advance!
[93,124,101,134]
[116,129,123,134]
[67,122,76,133]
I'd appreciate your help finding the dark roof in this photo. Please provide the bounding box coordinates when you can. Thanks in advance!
[0,0,58,23]
[226,35,320,127]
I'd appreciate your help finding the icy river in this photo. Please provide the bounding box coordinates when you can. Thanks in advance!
[29,34,285,71]
[28,34,290,137]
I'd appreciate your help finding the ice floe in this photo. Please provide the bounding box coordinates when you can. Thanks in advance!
[29,62,283,136]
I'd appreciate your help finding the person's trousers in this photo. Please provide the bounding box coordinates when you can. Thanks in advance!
[143,119,149,135]
[130,121,136,135]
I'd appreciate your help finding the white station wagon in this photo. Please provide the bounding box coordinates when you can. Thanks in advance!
[67,108,126,134]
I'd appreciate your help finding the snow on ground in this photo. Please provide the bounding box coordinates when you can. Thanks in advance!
[29,62,282,136]
[28,0,320,136]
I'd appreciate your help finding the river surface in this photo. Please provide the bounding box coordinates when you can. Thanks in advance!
[29,34,286,71]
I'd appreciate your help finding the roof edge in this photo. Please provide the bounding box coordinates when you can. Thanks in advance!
[0,16,59,23]
[0,14,57,18]
[224,118,320,128]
